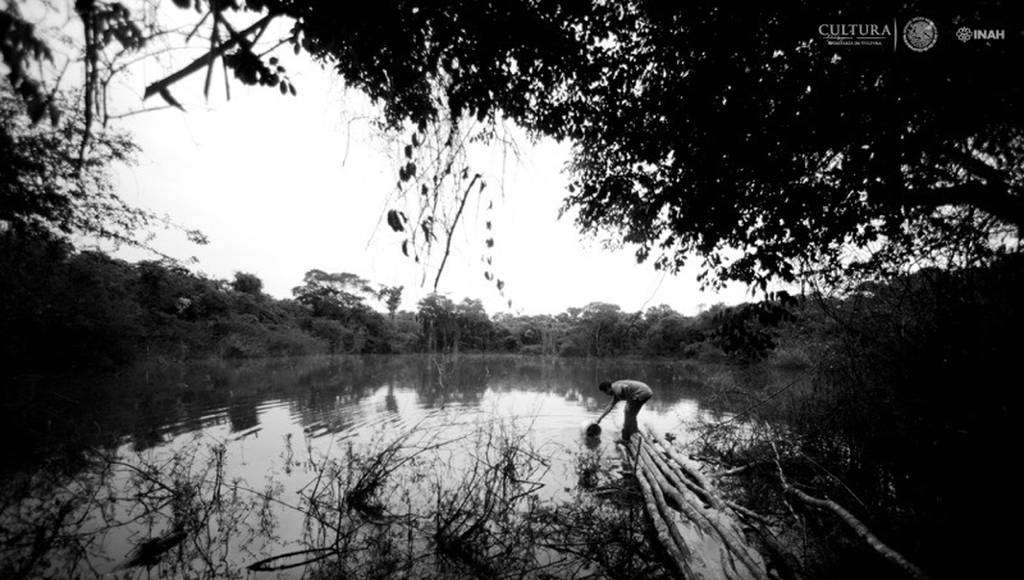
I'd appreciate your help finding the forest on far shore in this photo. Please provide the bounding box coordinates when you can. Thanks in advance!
[1,226,802,375]
[5,224,1022,390]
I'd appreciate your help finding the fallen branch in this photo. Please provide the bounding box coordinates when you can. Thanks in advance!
[247,547,334,571]
[711,464,753,478]
[770,441,929,580]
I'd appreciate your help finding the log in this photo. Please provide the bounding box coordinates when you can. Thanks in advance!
[651,439,719,508]
[641,456,700,578]
[638,440,768,580]
[650,433,719,507]
[621,441,693,579]
[641,444,713,529]
[621,432,789,580]
[640,445,703,524]
[725,501,771,527]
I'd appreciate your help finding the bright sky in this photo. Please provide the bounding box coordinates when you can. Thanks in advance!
[89,13,751,316]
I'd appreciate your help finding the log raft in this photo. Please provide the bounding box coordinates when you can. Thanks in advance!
[622,431,931,580]
[620,432,770,580]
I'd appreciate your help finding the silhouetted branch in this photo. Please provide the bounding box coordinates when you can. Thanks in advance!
[142,14,274,102]
[892,183,1024,229]
[433,172,481,291]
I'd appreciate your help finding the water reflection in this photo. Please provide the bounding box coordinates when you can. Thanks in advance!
[1,354,797,577]
[3,354,798,479]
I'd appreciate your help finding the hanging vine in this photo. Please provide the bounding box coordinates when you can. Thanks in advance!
[379,80,516,308]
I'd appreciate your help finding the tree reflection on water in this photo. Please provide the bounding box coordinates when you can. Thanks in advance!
[1,354,775,578]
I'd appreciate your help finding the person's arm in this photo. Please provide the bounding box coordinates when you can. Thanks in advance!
[596,396,619,423]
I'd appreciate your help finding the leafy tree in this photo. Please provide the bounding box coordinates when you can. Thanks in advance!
[135,259,195,315]
[231,272,264,296]
[569,302,633,357]
[292,270,376,318]
[641,305,700,356]
[416,293,457,352]
[378,285,403,319]
[454,298,492,351]
[550,2,1024,289]
[710,294,796,361]
[1,85,136,241]
[307,318,354,353]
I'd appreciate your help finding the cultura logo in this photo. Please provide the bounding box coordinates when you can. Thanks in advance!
[903,17,938,51]
[816,22,893,47]
[956,27,972,42]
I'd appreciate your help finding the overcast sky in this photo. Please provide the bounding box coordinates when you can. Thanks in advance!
[93,16,751,316]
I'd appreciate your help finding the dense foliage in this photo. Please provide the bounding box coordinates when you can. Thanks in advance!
[692,255,1024,579]
[0,228,798,375]
[5,1,1020,291]
[1,87,138,241]
[556,2,1023,288]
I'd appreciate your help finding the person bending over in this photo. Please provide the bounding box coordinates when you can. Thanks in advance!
[596,379,653,441]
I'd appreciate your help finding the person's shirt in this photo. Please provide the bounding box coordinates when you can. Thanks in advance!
[610,379,653,402]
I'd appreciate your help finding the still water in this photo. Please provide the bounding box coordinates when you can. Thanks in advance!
[1,355,780,578]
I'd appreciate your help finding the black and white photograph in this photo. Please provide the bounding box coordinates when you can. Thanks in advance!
[1,1,1020,578]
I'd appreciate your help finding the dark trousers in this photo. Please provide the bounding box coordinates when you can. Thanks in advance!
[622,398,649,440]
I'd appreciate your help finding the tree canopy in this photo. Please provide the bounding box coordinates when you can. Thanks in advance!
[291,270,378,318]
[1,86,140,241]
[553,1,1024,288]
[231,271,263,295]
[145,0,1024,290]
[3,0,1022,291]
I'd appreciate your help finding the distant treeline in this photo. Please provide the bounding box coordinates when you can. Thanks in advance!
[1,229,794,375]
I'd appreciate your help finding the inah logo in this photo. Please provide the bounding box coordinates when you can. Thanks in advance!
[956,26,1007,42]
[903,17,938,51]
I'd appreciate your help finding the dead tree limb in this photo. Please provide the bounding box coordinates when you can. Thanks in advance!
[712,465,752,478]
[770,441,929,580]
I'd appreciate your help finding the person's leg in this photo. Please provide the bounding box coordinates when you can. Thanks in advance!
[622,400,641,441]
[623,396,652,441]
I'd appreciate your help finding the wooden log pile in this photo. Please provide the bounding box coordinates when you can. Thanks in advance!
[619,432,772,580]
[621,431,931,580]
